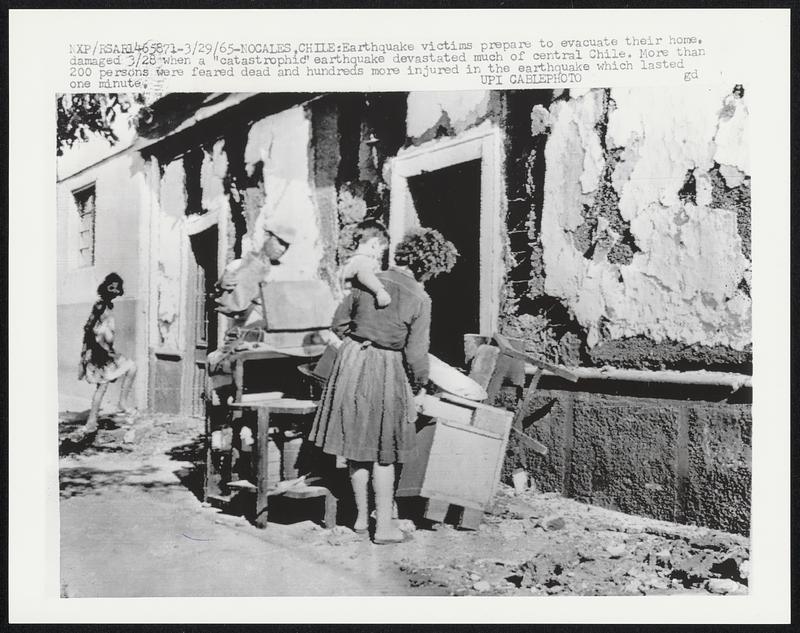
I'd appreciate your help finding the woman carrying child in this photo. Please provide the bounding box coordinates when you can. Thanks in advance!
[310,227,458,544]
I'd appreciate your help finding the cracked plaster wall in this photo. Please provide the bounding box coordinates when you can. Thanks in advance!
[243,106,323,282]
[406,90,492,141]
[156,158,187,350]
[200,140,229,218]
[540,86,751,354]
[406,90,505,148]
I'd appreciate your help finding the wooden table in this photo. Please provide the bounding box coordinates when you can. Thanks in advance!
[228,398,334,528]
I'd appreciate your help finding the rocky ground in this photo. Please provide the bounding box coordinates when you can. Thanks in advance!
[59,410,749,598]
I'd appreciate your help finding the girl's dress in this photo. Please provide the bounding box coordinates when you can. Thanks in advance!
[310,268,431,465]
[78,301,134,384]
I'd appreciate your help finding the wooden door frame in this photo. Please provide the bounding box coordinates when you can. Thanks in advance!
[181,222,220,416]
[388,122,505,337]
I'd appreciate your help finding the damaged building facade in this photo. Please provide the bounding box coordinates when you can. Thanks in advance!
[56,87,751,534]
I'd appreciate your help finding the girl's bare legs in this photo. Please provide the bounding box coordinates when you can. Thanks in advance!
[117,364,137,412]
[373,462,404,541]
[84,382,109,434]
[348,461,370,532]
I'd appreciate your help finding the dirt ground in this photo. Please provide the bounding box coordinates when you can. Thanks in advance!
[59,410,750,598]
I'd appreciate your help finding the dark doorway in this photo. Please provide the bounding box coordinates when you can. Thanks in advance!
[407,159,481,367]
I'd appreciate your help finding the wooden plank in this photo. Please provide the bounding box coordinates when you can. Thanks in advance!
[484,350,515,400]
[508,368,549,456]
[396,422,436,498]
[420,419,504,510]
[493,332,579,382]
[229,399,319,415]
[282,484,331,499]
[467,345,500,390]
[227,480,257,492]
[416,394,474,423]
[511,427,548,455]
[424,498,450,523]
[254,407,271,528]
[206,493,234,509]
[204,412,218,501]
[471,407,514,436]
[511,368,544,430]
[438,392,501,412]
[458,507,484,531]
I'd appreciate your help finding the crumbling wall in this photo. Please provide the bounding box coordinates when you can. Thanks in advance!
[406,90,496,142]
[498,87,753,534]
[156,158,187,350]
[242,105,323,281]
[310,97,343,296]
[544,86,751,361]
[200,140,229,222]
[332,93,407,285]
[500,90,585,366]
[503,86,751,371]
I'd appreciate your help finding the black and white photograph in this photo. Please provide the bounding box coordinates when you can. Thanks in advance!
[55,86,753,598]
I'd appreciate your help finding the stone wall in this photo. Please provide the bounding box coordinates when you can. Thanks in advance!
[500,382,751,535]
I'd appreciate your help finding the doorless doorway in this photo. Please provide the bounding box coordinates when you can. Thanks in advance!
[388,123,504,366]
[407,160,481,364]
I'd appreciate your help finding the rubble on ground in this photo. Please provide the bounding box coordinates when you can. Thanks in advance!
[396,485,749,596]
[59,411,749,597]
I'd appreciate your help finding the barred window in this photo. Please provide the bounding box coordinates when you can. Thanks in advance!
[74,185,96,267]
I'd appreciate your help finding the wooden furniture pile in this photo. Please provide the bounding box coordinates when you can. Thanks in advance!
[397,333,579,530]
[204,277,578,532]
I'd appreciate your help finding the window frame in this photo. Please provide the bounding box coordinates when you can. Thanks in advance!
[73,183,97,268]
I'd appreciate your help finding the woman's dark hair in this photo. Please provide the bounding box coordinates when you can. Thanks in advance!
[394,228,459,282]
[97,272,124,301]
[353,219,389,246]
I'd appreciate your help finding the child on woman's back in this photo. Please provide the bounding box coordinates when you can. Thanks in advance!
[341,220,391,308]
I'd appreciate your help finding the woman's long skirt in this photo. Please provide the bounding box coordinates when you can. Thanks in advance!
[309,338,417,464]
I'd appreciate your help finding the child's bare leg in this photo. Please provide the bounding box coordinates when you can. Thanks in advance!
[117,364,137,411]
[348,461,370,532]
[84,383,109,433]
[373,462,404,541]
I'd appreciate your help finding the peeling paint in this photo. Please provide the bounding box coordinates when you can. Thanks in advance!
[541,87,751,353]
[406,90,491,141]
[156,159,186,349]
[709,164,751,260]
[243,106,322,281]
[713,92,749,185]
[200,140,229,216]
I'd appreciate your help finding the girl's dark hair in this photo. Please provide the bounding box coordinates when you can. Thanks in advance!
[353,219,389,246]
[394,228,459,282]
[97,272,124,301]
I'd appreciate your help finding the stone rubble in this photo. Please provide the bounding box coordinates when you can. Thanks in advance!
[59,410,749,597]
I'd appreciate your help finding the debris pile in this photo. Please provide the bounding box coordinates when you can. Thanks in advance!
[397,486,749,596]
[59,410,749,597]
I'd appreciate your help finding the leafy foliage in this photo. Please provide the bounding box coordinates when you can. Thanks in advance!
[394,228,459,282]
[56,93,145,156]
